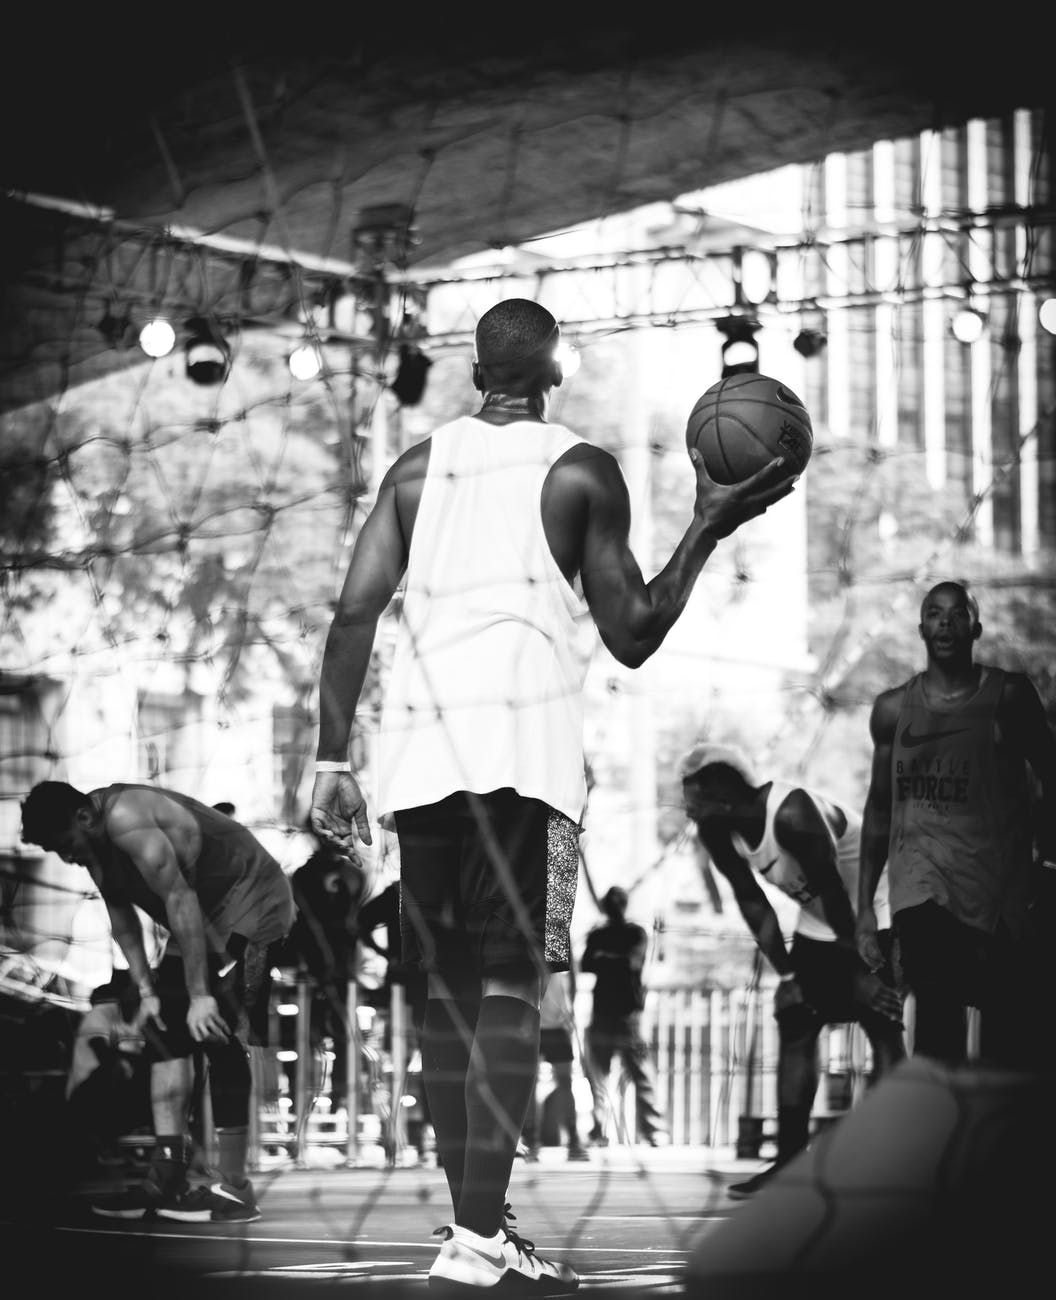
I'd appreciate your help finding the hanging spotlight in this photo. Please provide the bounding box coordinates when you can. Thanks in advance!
[1039,297,1056,336]
[951,306,986,344]
[184,315,231,385]
[716,315,761,377]
[793,328,827,359]
[390,342,432,406]
[139,318,176,359]
[289,342,322,381]
[97,302,134,349]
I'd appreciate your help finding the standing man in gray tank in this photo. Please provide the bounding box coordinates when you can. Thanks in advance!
[857,580,1056,1071]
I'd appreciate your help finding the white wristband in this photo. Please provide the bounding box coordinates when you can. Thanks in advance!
[316,761,351,773]
[779,971,796,982]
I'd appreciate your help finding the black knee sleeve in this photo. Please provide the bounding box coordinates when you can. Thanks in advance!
[205,1038,251,1128]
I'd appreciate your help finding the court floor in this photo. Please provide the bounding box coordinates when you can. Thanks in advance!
[1,1145,752,1297]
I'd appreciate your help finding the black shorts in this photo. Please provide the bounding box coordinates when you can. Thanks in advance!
[539,1027,575,1065]
[394,788,580,980]
[790,930,897,1023]
[143,937,282,1059]
[893,900,992,1004]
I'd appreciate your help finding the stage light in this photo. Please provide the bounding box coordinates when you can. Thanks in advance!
[184,315,231,385]
[739,249,774,306]
[289,342,322,381]
[716,315,761,377]
[138,318,176,358]
[1039,297,1056,336]
[793,328,827,358]
[390,342,432,406]
[951,307,986,344]
[98,304,134,348]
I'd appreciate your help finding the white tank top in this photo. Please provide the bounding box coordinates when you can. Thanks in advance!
[730,780,891,941]
[376,417,596,826]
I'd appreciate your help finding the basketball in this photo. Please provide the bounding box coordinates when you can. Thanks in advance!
[686,373,813,485]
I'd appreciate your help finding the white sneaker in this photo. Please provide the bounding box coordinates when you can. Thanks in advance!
[502,1221,579,1293]
[428,1222,579,1293]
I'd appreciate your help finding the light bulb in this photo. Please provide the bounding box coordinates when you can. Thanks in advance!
[139,318,176,358]
[555,340,581,378]
[951,308,985,344]
[289,343,322,380]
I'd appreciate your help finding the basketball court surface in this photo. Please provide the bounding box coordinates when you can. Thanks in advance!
[1,1145,749,1298]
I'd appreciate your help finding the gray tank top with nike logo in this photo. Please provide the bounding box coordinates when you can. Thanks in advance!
[889,667,1033,935]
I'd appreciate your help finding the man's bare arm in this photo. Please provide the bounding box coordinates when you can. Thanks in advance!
[775,790,857,948]
[316,472,410,762]
[1003,672,1056,858]
[310,462,413,849]
[706,837,794,977]
[570,446,793,668]
[108,822,213,998]
[858,690,901,966]
[104,897,154,994]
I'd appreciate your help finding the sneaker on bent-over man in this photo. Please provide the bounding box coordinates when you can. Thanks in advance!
[155,1176,261,1223]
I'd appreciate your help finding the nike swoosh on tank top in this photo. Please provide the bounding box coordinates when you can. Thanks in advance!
[888,667,1033,933]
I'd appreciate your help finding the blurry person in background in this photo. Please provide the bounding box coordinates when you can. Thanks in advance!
[521,968,589,1162]
[581,885,666,1147]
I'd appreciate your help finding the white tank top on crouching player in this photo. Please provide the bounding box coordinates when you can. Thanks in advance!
[730,780,890,941]
[376,416,597,828]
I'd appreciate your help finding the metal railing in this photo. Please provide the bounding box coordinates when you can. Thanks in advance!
[243,975,886,1168]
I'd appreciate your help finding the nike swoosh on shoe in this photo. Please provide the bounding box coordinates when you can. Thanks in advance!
[462,1242,506,1268]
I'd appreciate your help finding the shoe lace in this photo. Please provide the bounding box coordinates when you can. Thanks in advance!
[501,1204,537,1260]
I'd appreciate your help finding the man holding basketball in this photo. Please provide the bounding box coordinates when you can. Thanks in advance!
[857,581,1056,1072]
[679,744,904,1198]
[309,297,795,1291]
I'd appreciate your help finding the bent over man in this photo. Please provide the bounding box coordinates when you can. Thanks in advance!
[680,743,905,1198]
[21,780,294,1222]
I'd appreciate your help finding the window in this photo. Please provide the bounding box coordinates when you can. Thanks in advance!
[135,691,200,782]
[0,677,54,849]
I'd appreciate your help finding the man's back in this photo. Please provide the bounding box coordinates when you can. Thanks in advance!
[730,781,890,939]
[91,783,293,948]
[582,918,647,1019]
[379,417,594,826]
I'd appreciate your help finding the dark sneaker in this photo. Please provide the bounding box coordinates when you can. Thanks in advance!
[155,1178,260,1223]
[567,1146,590,1162]
[91,1169,186,1220]
[728,1162,782,1199]
[428,1221,579,1294]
